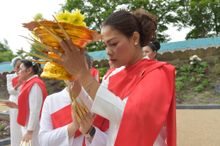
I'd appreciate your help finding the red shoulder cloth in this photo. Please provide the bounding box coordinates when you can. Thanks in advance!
[108,59,176,146]
[51,104,109,137]
[90,67,100,82]
[12,76,19,87]
[17,76,48,126]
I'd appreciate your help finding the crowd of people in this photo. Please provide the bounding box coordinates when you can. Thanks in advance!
[3,8,176,146]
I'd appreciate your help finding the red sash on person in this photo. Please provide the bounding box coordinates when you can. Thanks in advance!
[12,76,19,87]
[90,67,100,82]
[107,59,176,146]
[51,104,109,146]
[17,76,48,126]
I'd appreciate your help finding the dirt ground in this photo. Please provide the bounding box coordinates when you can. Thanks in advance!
[177,109,220,146]
[1,107,220,146]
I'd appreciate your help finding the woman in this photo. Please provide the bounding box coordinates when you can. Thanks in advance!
[39,80,108,146]
[143,40,161,60]
[17,59,48,146]
[6,57,22,146]
[57,9,176,146]
[39,55,108,146]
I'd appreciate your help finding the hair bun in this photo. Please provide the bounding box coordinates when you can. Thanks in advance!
[153,40,160,51]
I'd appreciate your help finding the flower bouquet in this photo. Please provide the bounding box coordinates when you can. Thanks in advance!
[22,9,100,80]
[22,9,97,123]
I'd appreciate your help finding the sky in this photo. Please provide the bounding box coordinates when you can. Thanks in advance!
[0,0,190,54]
[0,0,64,53]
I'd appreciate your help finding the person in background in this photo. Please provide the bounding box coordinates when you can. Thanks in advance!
[6,56,22,146]
[39,53,108,146]
[143,40,160,60]
[39,80,109,146]
[17,59,48,146]
[58,8,176,146]
[85,53,100,82]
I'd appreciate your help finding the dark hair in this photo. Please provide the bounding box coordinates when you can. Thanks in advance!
[21,59,41,75]
[102,8,157,47]
[148,40,160,52]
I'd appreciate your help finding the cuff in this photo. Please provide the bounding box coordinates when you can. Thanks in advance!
[85,127,107,146]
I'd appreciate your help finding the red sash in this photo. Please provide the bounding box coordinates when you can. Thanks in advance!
[51,104,109,146]
[17,76,48,126]
[90,67,100,82]
[107,59,176,146]
[12,76,19,87]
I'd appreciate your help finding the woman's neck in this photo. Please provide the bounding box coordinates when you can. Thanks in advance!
[24,74,35,81]
[126,50,143,67]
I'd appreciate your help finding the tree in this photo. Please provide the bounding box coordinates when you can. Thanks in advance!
[15,48,27,59]
[177,0,220,39]
[61,0,183,51]
[0,39,14,62]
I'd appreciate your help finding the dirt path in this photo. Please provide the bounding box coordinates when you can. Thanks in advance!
[177,109,220,146]
[1,107,220,146]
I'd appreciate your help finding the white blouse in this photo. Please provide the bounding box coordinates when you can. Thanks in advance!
[6,73,20,103]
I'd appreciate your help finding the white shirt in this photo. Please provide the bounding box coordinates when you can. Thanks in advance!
[39,88,107,146]
[6,73,20,103]
[91,67,167,146]
[20,75,43,131]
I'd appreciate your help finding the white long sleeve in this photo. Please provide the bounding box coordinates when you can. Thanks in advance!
[91,84,127,124]
[27,83,43,131]
[90,69,127,146]
[39,88,108,146]
[6,74,20,102]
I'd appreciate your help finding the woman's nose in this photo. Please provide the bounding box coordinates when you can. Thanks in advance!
[106,47,113,56]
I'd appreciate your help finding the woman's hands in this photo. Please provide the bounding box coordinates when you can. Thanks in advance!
[21,130,33,143]
[68,100,95,138]
[59,39,100,99]
[59,39,90,80]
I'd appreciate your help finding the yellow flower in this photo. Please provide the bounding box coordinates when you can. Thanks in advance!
[55,9,86,27]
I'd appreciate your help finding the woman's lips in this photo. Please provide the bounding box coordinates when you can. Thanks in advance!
[109,58,116,63]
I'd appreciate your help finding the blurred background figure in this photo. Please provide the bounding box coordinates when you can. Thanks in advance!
[143,40,160,60]
[85,52,100,82]
[6,56,23,146]
[17,59,48,146]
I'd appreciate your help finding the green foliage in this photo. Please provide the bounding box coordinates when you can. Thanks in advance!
[176,58,209,97]
[98,67,108,81]
[15,48,27,59]
[61,0,183,52]
[0,40,14,62]
[177,0,220,39]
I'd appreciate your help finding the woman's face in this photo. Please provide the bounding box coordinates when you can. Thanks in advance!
[142,46,156,60]
[101,25,142,68]
[18,63,32,81]
[14,60,22,74]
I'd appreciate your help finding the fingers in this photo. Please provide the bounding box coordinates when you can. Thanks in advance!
[51,58,63,66]
[60,40,72,54]
[20,140,31,146]
[72,99,92,124]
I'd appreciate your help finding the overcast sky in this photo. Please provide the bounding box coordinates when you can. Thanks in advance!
[0,0,64,53]
[0,0,190,54]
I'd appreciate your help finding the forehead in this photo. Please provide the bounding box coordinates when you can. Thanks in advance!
[101,25,124,42]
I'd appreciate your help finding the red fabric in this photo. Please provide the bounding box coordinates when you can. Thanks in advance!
[17,76,48,126]
[90,67,100,82]
[51,104,109,137]
[12,76,19,87]
[103,68,115,80]
[107,59,176,146]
